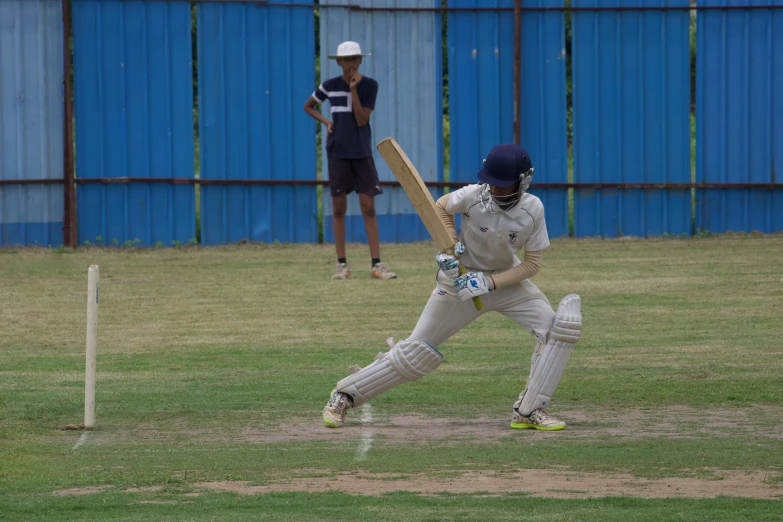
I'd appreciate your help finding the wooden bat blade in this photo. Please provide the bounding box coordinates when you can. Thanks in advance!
[377,137,484,311]
[376,138,455,253]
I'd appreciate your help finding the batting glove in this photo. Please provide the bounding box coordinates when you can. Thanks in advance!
[436,242,466,279]
[453,271,494,301]
[436,252,461,279]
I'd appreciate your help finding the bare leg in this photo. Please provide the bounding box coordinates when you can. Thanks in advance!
[359,193,380,260]
[332,195,347,260]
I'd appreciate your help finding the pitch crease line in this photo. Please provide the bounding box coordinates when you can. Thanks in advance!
[354,404,374,461]
[72,431,90,450]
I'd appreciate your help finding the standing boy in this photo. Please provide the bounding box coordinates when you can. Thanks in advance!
[304,41,396,280]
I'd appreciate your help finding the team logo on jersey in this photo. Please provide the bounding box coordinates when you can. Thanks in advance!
[508,231,519,244]
[479,226,489,233]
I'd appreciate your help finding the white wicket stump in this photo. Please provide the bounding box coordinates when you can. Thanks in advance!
[84,265,99,430]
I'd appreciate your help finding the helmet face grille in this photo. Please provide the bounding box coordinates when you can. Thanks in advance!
[479,170,534,213]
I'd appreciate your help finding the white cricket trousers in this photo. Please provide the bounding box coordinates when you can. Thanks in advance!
[411,269,556,348]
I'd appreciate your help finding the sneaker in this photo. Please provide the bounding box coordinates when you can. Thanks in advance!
[510,409,566,431]
[332,262,351,280]
[323,389,353,428]
[371,262,397,279]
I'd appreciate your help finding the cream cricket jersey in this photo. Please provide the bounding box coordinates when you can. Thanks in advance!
[446,184,550,272]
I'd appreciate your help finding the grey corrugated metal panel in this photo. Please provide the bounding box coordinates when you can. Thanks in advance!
[320,0,442,243]
[696,0,783,234]
[0,0,64,247]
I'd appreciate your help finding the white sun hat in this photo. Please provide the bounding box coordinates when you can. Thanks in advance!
[328,41,371,59]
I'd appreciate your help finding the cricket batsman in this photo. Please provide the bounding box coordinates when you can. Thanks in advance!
[323,143,583,431]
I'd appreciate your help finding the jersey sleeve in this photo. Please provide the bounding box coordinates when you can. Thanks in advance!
[312,82,328,104]
[524,198,550,251]
[445,185,480,215]
[359,79,378,110]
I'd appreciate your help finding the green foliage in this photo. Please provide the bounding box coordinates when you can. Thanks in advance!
[691,10,697,113]
[314,3,325,242]
[51,245,73,254]
[191,3,199,140]
[442,0,450,181]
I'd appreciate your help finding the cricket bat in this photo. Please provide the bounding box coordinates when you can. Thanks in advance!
[376,137,484,311]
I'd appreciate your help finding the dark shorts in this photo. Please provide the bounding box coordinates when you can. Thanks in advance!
[327,155,383,198]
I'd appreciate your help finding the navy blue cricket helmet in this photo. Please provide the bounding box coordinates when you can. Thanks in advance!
[477,143,534,188]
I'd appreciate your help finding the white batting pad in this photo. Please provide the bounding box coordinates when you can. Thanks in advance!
[515,294,582,416]
[336,338,443,407]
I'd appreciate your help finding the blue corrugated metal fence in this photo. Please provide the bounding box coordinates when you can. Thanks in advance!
[447,0,569,239]
[519,0,569,239]
[0,0,64,247]
[197,0,317,245]
[696,0,783,234]
[72,0,195,247]
[572,0,691,238]
[2,1,782,247]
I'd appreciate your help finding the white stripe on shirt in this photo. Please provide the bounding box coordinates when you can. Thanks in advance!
[320,85,351,98]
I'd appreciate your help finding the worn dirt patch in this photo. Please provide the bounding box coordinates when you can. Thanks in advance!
[194,469,783,499]
[53,485,162,497]
[125,486,163,493]
[242,406,783,446]
[52,485,112,496]
[52,470,782,499]
[120,406,783,446]
[137,500,193,505]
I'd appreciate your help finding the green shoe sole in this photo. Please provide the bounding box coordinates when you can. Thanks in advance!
[323,416,341,428]
[510,422,566,431]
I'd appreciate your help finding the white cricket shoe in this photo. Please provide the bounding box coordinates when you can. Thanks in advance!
[510,409,566,431]
[371,262,397,279]
[332,262,351,280]
[323,389,353,428]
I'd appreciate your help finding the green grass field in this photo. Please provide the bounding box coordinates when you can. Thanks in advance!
[1,234,782,520]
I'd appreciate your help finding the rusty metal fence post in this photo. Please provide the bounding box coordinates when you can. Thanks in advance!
[513,0,521,145]
[62,0,77,247]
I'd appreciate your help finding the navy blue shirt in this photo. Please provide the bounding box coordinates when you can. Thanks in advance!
[313,75,378,159]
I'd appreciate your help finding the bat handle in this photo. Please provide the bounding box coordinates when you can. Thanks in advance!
[459,264,485,311]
